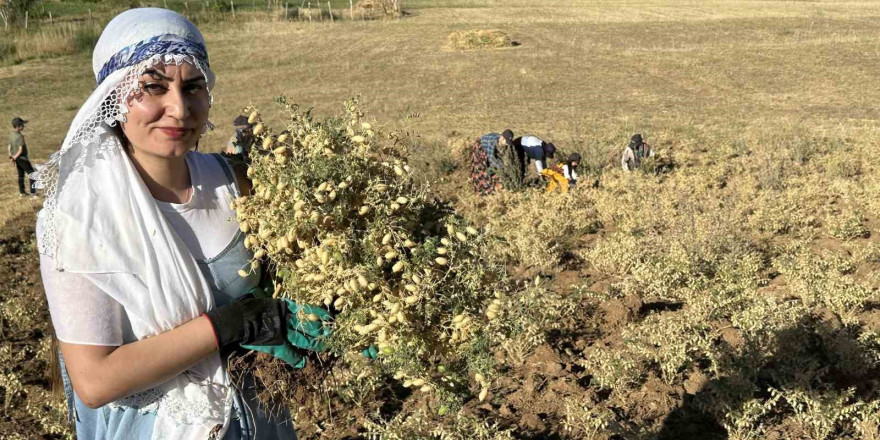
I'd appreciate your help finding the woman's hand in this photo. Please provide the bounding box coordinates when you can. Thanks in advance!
[203,297,291,350]
[242,301,332,368]
[61,298,295,409]
[60,315,217,409]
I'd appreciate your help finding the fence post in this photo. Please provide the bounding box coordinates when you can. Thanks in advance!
[308,1,311,21]
[48,12,52,23]
[328,2,333,22]
[24,11,27,29]
[285,3,289,20]
[231,1,235,18]
[350,0,353,20]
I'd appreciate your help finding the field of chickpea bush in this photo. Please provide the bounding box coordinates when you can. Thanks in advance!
[3,0,880,439]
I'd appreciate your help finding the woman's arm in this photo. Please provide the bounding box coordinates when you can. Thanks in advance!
[60,316,217,409]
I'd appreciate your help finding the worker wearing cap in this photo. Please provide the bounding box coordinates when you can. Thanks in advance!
[622,133,653,172]
[8,117,35,197]
[225,115,253,155]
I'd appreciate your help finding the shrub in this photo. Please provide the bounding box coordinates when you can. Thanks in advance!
[827,210,870,241]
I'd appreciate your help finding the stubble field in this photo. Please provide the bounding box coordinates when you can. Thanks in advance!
[2,1,880,439]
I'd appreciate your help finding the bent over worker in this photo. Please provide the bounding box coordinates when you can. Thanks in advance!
[542,152,581,194]
[469,132,504,195]
[514,134,555,178]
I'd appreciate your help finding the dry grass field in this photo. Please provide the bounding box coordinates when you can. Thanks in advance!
[3,0,880,438]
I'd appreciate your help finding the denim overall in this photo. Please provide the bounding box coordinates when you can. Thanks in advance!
[59,155,297,440]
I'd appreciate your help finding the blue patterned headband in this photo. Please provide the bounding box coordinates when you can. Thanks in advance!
[96,34,209,86]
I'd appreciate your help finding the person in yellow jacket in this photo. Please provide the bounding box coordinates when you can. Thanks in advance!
[542,152,580,193]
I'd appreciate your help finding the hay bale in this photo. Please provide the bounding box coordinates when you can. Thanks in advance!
[354,0,402,19]
[449,30,513,50]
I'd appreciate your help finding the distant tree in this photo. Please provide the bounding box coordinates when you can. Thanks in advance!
[0,0,41,29]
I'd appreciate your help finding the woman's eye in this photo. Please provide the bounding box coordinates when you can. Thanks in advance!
[185,84,204,94]
[142,82,167,94]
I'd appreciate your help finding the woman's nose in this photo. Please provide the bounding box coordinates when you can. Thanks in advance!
[164,86,191,120]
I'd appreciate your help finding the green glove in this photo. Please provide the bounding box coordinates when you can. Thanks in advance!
[362,345,379,359]
[242,300,332,368]
[247,342,307,369]
[285,302,333,352]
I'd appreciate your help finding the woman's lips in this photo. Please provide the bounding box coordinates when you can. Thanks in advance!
[157,127,191,139]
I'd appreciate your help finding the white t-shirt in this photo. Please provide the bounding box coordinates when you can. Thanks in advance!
[154,153,240,261]
[563,164,578,181]
[520,135,543,148]
[39,152,239,346]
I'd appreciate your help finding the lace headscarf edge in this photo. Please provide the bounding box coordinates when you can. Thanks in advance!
[34,53,215,265]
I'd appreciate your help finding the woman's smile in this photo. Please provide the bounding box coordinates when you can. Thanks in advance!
[157,127,193,139]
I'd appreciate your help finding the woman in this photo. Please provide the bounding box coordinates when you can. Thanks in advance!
[35,9,313,439]
[621,133,652,171]
[225,114,253,156]
[513,134,555,178]
[469,134,498,195]
[542,153,580,194]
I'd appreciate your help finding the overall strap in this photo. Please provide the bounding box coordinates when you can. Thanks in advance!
[209,153,252,197]
[209,153,239,198]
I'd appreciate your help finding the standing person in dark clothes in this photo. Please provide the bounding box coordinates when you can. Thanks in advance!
[8,117,36,197]
[512,134,556,178]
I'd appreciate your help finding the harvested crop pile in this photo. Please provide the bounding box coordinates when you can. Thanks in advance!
[449,30,513,50]
[354,0,402,19]
[231,97,561,438]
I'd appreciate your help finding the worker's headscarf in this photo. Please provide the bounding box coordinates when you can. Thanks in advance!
[543,142,556,159]
[33,9,234,439]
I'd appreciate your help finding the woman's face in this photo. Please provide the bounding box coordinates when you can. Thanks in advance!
[121,62,209,159]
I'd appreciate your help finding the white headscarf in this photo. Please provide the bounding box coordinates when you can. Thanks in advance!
[34,8,235,439]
